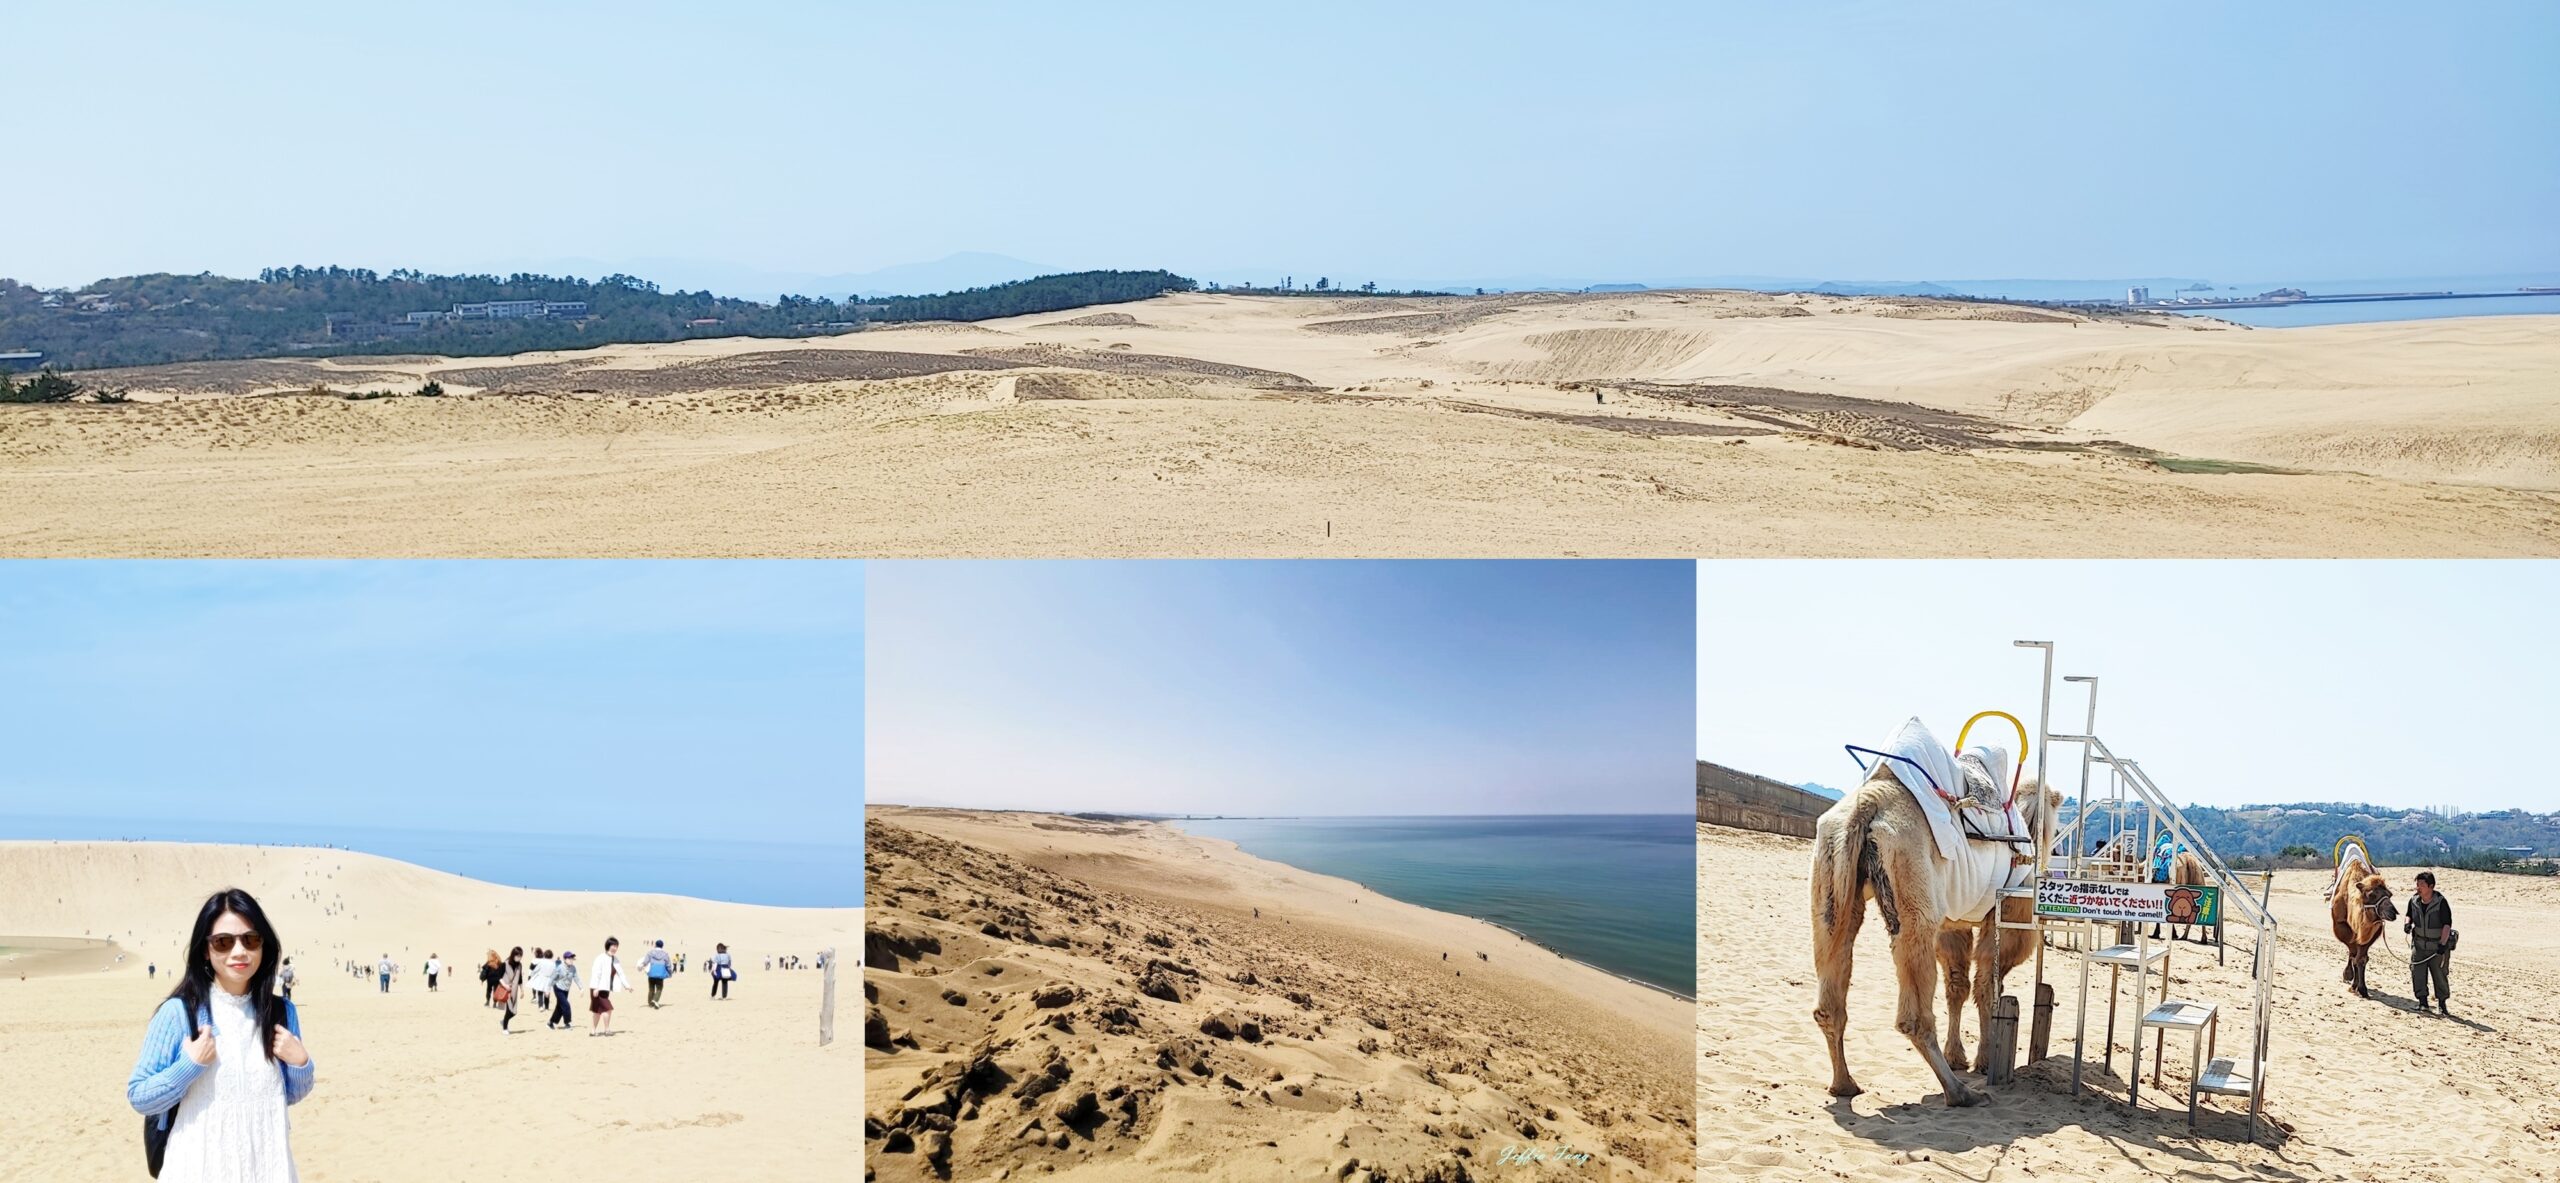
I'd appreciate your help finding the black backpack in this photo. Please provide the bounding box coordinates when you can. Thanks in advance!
[141,1012,199,1177]
[143,1107,172,1178]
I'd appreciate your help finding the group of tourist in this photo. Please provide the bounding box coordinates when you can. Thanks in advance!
[122,887,799,1179]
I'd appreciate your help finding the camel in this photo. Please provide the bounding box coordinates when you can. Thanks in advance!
[2329,842,2398,998]
[1810,756,2061,1106]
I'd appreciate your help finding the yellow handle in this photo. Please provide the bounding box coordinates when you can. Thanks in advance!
[1955,710,2029,794]
[2333,834,2366,867]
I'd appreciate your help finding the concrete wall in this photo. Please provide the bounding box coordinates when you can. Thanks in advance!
[1696,760,1831,838]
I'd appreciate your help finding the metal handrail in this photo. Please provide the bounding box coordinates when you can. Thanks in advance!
[2046,734,2277,934]
[2094,743,2277,935]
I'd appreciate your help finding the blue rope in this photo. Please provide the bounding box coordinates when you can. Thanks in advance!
[1844,744,1944,797]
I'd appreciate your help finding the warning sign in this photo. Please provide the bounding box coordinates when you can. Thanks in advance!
[2035,879,2220,926]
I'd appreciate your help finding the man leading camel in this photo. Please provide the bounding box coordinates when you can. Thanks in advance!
[2406,871,2456,1016]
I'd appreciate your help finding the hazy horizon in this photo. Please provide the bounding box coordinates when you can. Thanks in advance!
[0,562,866,845]
[7,2,2549,293]
[1695,561,2560,813]
[10,252,2559,306]
[868,561,1695,816]
[866,803,1688,817]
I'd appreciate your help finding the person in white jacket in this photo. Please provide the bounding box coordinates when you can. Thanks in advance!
[525,950,552,1012]
[587,937,629,1034]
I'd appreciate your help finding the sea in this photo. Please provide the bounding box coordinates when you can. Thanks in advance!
[1904,274,2560,328]
[0,814,858,908]
[1174,814,1694,997]
[2160,294,2560,328]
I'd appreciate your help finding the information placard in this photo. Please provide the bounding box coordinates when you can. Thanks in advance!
[2033,878,2219,925]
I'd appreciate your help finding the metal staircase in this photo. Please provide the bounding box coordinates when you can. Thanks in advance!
[1995,642,2279,1142]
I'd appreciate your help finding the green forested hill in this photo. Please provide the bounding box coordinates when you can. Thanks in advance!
[2068,800,2560,871]
[0,267,1195,370]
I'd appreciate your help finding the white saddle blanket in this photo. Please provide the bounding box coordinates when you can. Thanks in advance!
[2332,839,2376,896]
[1873,717,2030,924]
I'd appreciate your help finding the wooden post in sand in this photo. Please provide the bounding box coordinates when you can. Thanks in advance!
[819,947,837,1047]
[2029,981,2055,1063]
[1985,995,2021,1085]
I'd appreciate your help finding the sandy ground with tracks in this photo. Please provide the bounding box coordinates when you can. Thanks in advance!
[1695,823,2560,1183]
[866,807,1692,1182]
[3,291,2555,557]
[0,842,858,1181]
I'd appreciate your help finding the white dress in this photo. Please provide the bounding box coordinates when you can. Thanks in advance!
[160,990,297,1183]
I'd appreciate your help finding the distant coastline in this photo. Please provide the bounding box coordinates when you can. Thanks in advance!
[0,815,858,908]
[1176,814,1695,995]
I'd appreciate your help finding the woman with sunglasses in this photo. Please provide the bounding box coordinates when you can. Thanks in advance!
[127,888,315,1182]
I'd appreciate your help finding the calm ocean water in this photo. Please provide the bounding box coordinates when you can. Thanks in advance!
[0,814,858,907]
[1882,276,2560,328]
[1174,815,1694,996]
[2166,294,2560,328]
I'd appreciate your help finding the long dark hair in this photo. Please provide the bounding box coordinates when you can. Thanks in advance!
[166,888,287,1063]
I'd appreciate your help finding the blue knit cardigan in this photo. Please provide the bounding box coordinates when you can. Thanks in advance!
[127,995,318,1129]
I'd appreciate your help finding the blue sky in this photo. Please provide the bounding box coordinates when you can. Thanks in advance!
[3,1,2551,290]
[868,561,1694,815]
[0,562,864,843]
[1695,561,2560,812]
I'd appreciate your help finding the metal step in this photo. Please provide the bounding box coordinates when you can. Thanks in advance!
[2088,942,2169,970]
[2138,999,2217,1032]
[2196,1057,2256,1097]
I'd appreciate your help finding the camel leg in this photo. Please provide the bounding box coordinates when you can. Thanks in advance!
[1890,912,1981,1106]
[1937,928,1974,1072]
[1811,859,1864,1098]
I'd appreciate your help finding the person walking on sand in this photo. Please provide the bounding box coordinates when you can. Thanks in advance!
[497,947,524,1034]
[710,943,734,1000]
[2406,871,2458,1015]
[527,949,552,1013]
[480,951,502,1007]
[644,940,672,1008]
[424,953,441,993]
[588,937,628,1034]
[376,954,394,993]
[278,958,295,1002]
[127,888,316,1183]
[549,951,579,1029]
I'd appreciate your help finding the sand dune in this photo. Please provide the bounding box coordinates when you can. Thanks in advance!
[0,841,858,1180]
[865,808,1692,1182]
[1694,824,2560,1182]
[5,292,2556,556]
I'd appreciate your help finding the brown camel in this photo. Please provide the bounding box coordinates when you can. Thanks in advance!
[2329,843,2398,998]
[1810,759,2060,1106]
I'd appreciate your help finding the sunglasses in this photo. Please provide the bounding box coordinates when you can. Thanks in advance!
[208,933,265,955]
